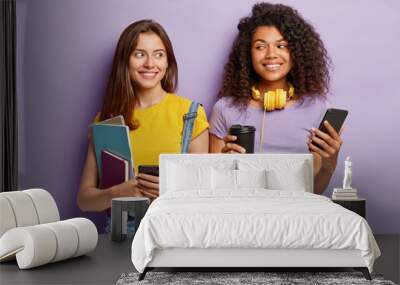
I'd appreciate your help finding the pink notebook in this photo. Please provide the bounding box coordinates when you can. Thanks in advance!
[101,150,129,189]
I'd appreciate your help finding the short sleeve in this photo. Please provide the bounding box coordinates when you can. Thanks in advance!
[191,105,209,140]
[209,99,228,139]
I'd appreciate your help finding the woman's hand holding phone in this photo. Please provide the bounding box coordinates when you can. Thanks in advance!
[113,174,159,200]
[137,173,159,199]
[307,120,343,174]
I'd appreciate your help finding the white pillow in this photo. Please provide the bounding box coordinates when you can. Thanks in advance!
[212,168,237,190]
[266,167,307,191]
[237,159,308,191]
[167,162,212,191]
[208,159,237,171]
[236,169,267,189]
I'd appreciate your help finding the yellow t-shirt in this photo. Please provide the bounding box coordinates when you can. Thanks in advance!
[96,93,209,173]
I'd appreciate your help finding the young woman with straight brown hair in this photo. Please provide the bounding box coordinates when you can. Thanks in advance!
[78,20,209,222]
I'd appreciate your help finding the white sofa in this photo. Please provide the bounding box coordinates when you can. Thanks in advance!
[0,189,98,269]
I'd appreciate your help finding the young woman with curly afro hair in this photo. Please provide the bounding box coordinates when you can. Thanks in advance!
[209,3,343,194]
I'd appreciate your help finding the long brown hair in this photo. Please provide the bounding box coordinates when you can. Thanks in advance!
[100,20,178,130]
[219,3,331,108]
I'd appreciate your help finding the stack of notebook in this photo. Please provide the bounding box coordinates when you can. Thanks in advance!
[91,115,134,189]
[332,188,358,200]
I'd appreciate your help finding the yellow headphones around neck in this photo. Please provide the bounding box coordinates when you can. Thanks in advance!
[251,84,295,111]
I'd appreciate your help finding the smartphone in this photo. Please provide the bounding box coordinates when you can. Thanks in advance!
[318,108,348,133]
[138,165,159,177]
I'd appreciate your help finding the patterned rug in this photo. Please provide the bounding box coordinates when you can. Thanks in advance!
[116,271,396,285]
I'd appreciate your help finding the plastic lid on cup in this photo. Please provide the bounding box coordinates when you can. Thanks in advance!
[229,124,256,134]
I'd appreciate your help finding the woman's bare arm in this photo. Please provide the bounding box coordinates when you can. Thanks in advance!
[308,121,344,194]
[189,129,209,153]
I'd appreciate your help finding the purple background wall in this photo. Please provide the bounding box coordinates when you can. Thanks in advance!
[16,0,400,233]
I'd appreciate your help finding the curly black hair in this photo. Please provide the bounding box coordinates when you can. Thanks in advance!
[218,2,331,107]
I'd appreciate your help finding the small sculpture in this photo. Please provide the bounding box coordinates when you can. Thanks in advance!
[342,156,352,189]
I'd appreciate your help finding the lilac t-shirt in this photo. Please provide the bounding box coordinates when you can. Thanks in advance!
[209,97,329,153]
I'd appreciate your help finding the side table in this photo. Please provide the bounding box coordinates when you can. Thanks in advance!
[332,198,366,218]
[111,197,150,241]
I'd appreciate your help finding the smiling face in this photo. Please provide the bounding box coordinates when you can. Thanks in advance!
[251,26,292,88]
[129,32,168,91]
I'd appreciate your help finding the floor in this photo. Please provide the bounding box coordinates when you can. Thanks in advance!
[0,235,134,284]
[0,234,398,284]
[374,235,400,284]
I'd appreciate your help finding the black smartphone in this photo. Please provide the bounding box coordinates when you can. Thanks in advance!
[138,165,159,177]
[318,108,348,133]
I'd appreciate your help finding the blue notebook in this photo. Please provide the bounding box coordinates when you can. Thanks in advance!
[91,124,134,179]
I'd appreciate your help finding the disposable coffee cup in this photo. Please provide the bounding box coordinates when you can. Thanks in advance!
[229,125,256,153]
